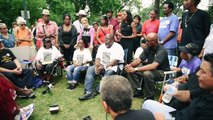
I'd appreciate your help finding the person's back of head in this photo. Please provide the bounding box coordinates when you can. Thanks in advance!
[100,75,132,113]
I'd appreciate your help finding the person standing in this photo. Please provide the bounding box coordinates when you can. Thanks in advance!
[92,22,99,60]
[8,22,18,36]
[142,9,160,40]
[106,10,119,32]
[73,10,87,35]
[58,14,77,66]
[133,15,142,53]
[158,1,179,56]
[36,9,58,49]
[96,15,114,45]
[77,17,94,48]
[117,10,137,63]
[180,0,210,53]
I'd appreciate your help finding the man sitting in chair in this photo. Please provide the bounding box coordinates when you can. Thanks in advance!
[79,34,124,101]
[0,39,33,88]
[125,33,170,100]
[35,37,62,83]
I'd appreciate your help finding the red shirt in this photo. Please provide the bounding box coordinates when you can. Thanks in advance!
[142,19,160,36]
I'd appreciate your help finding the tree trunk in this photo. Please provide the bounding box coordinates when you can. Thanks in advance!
[154,0,160,18]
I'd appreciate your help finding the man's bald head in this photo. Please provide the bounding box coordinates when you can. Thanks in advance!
[146,33,158,42]
[146,33,158,48]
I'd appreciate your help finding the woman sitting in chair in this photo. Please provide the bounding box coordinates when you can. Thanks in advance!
[164,43,201,90]
[35,37,63,82]
[66,39,92,90]
[172,43,201,82]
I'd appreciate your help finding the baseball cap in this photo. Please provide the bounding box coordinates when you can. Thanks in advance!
[179,43,199,56]
[43,37,51,43]
[42,9,50,15]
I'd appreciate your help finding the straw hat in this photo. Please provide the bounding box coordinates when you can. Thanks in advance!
[76,10,87,16]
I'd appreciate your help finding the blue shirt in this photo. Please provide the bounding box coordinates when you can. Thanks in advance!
[0,34,15,48]
[158,14,179,49]
[178,57,201,75]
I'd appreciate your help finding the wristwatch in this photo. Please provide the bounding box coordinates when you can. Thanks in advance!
[135,67,138,72]
[160,41,164,44]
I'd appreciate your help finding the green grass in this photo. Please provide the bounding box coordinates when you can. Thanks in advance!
[17,74,143,120]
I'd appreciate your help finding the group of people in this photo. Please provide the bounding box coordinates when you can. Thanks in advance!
[1,0,213,119]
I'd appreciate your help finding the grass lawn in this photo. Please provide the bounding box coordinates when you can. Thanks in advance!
[17,73,145,120]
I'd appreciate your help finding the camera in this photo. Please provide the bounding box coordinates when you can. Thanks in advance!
[83,116,92,120]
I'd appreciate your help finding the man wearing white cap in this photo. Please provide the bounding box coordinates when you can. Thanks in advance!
[36,9,58,49]
[73,10,87,35]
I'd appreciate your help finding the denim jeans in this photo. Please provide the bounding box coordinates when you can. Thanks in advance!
[84,65,115,93]
[66,65,89,82]
[166,48,177,56]
[2,69,33,88]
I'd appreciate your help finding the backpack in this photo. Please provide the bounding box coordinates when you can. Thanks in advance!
[31,76,43,88]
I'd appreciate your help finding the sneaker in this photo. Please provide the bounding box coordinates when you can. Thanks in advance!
[79,92,93,101]
[14,103,35,120]
[17,92,36,99]
[67,84,76,91]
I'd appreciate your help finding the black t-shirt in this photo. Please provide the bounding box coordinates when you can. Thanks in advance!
[82,27,91,45]
[0,49,17,70]
[175,88,213,120]
[121,22,133,36]
[180,9,210,52]
[139,44,170,71]
[115,109,155,120]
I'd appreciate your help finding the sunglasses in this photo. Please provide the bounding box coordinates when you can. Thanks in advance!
[2,27,8,30]
[21,24,26,26]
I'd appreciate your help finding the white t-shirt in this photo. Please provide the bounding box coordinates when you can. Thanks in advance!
[203,24,213,55]
[134,47,144,59]
[36,46,62,64]
[73,48,92,66]
[96,42,124,72]
[73,20,83,33]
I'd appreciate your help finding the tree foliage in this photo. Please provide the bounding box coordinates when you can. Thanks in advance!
[0,0,46,27]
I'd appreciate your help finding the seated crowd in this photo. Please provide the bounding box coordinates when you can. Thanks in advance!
[1,0,213,119]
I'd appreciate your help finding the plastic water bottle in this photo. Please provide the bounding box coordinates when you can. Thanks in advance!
[162,86,177,103]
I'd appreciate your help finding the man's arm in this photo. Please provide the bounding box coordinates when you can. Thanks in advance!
[106,59,119,68]
[14,59,22,69]
[129,58,141,67]
[0,67,12,73]
[137,62,159,72]
[173,90,191,102]
[160,32,175,44]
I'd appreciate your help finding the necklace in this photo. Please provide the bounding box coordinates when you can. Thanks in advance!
[185,9,198,28]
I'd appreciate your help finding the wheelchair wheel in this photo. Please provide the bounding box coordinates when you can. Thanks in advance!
[56,66,63,77]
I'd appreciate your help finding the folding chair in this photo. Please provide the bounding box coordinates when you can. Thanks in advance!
[117,49,128,76]
[157,55,179,102]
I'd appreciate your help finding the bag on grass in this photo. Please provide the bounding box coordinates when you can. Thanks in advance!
[31,76,43,88]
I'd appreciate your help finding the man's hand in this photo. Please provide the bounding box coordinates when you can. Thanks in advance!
[95,65,104,74]
[17,67,22,74]
[175,75,188,84]
[36,62,42,70]
[12,68,22,75]
[64,44,70,49]
[125,64,136,73]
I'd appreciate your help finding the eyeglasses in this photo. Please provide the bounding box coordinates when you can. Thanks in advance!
[21,24,26,26]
